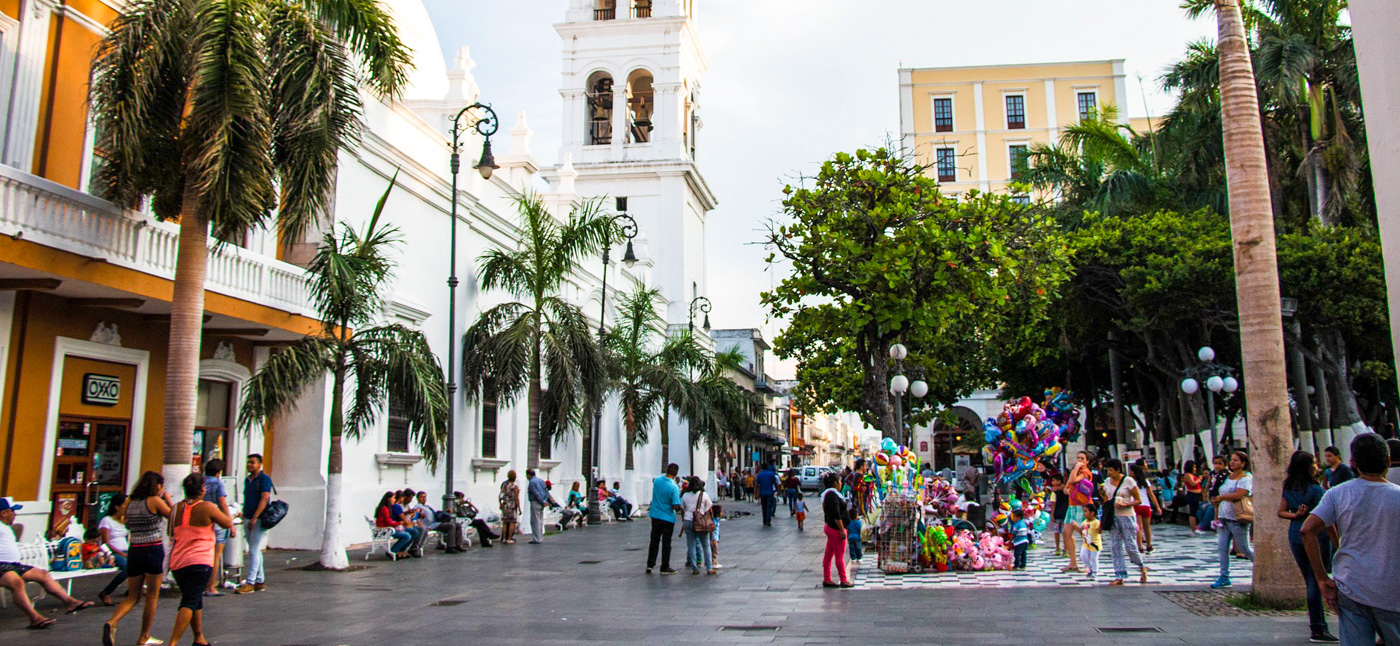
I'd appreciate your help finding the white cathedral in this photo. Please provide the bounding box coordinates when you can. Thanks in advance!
[259,0,718,552]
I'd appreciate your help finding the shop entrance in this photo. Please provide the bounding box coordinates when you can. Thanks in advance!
[51,416,130,531]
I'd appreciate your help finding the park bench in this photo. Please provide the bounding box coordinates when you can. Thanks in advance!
[0,539,119,608]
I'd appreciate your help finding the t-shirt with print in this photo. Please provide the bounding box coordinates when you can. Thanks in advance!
[1082,518,1102,551]
[1217,473,1253,521]
[1309,478,1400,613]
[1100,476,1140,516]
[1011,519,1030,546]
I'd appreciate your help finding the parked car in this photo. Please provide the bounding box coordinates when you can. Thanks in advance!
[797,466,833,490]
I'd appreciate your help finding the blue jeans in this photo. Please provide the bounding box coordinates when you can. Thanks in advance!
[785,489,798,513]
[100,553,128,597]
[848,537,863,561]
[245,521,268,585]
[1289,539,1333,633]
[1013,543,1028,569]
[1338,592,1400,645]
[684,521,712,571]
[760,495,777,525]
[1217,519,1253,578]
[389,529,412,554]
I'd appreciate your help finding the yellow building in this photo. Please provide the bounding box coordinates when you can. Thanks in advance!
[0,0,320,536]
[898,60,1132,199]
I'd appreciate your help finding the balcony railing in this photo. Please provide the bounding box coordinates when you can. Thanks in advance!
[632,4,652,17]
[594,7,615,20]
[0,164,315,317]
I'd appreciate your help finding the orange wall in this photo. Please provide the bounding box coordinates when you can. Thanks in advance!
[59,357,137,419]
[0,292,257,500]
[33,14,103,188]
[1,0,18,19]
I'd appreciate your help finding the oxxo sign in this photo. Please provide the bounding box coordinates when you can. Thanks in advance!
[82,373,121,406]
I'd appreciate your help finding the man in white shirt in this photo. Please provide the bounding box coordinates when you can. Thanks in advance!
[1302,433,1400,645]
[411,491,466,553]
[0,497,92,629]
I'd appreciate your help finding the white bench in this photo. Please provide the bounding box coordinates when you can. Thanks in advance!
[0,540,119,608]
[364,516,398,561]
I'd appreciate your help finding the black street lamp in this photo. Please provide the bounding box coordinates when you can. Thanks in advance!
[688,296,712,335]
[588,212,638,524]
[443,102,499,514]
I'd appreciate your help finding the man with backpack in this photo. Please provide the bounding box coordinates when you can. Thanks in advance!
[236,454,274,594]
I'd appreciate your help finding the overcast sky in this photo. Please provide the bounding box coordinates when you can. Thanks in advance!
[421,0,1216,379]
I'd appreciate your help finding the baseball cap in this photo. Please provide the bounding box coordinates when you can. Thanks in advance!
[0,497,22,512]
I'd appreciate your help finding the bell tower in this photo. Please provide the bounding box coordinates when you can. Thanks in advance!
[550,0,715,326]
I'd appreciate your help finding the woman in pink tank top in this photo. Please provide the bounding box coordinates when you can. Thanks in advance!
[166,473,234,646]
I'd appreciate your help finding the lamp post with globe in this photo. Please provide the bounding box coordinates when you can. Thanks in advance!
[888,343,928,447]
[1181,346,1240,456]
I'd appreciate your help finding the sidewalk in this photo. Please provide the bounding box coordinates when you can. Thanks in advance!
[0,498,1316,645]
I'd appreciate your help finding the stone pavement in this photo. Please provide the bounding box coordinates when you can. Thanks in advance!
[0,498,1317,645]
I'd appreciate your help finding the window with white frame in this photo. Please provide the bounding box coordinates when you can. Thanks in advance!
[932,96,953,133]
[1077,91,1098,121]
[1005,94,1026,129]
[935,148,956,183]
[1008,144,1030,181]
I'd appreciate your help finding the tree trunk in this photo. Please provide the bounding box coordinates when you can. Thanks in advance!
[162,208,210,487]
[321,362,349,569]
[858,328,895,436]
[1319,329,1368,459]
[1215,0,1297,605]
[1309,340,1334,450]
[659,406,670,468]
[527,343,542,470]
[623,404,636,471]
[1285,321,1315,454]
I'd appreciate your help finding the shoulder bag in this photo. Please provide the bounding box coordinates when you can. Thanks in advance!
[1100,479,1125,532]
[1233,476,1254,524]
[258,482,289,530]
[692,493,716,533]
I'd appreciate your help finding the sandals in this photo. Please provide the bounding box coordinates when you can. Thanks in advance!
[67,600,95,614]
[1109,579,1125,586]
[27,618,57,630]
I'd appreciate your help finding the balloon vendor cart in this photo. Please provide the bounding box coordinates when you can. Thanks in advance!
[875,494,922,573]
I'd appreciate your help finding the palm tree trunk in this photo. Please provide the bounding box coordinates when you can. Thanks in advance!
[162,207,209,488]
[1319,329,1367,458]
[528,352,542,470]
[321,362,349,569]
[1215,0,1296,605]
[659,406,670,468]
[624,406,636,471]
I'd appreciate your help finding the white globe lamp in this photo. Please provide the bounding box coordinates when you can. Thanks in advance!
[890,344,908,361]
[1181,378,1200,395]
[1206,376,1225,393]
[890,374,910,395]
[910,380,929,398]
[1222,377,1239,393]
[1198,346,1216,362]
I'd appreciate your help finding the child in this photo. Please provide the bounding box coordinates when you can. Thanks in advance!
[847,515,863,561]
[1010,509,1030,570]
[793,493,807,531]
[1047,474,1068,556]
[1078,503,1102,578]
[81,526,114,569]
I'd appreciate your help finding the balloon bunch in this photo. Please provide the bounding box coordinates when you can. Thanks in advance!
[921,478,960,518]
[982,396,1065,487]
[874,437,921,495]
[997,492,1049,533]
[1041,388,1082,443]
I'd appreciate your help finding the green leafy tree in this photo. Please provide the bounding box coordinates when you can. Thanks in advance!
[763,147,1069,435]
[90,0,411,482]
[688,349,763,473]
[238,178,447,570]
[460,196,612,469]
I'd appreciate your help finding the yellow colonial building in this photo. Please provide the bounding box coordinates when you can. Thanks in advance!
[898,59,1150,199]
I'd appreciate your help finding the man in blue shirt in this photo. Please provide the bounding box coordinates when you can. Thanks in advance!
[646,463,683,574]
[236,454,274,594]
[526,469,557,544]
[755,464,780,526]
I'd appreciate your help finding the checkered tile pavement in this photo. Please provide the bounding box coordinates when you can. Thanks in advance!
[851,524,1252,589]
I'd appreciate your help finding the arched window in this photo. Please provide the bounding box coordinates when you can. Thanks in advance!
[586,71,613,145]
[626,69,654,144]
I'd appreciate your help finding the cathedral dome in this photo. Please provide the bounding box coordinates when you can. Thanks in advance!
[382,0,448,101]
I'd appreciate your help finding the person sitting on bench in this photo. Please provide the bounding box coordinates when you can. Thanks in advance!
[0,498,94,629]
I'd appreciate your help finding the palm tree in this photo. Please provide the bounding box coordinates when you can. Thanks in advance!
[1206,0,1296,605]
[237,177,448,570]
[687,349,762,476]
[599,286,698,492]
[90,0,410,484]
[460,195,612,470]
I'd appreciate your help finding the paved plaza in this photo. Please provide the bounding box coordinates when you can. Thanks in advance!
[0,500,1315,645]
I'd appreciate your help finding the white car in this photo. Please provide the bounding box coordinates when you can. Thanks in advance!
[797,466,834,490]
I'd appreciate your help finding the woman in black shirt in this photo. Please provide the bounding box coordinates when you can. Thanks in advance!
[820,473,852,588]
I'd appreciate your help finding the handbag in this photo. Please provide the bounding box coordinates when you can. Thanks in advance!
[1101,479,1125,532]
[1235,493,1255,524]
[692,493,716,533]
[258,483,289,530]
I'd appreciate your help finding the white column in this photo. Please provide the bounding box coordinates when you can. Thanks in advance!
[1044,79,1058,143]
[972,82,989,193]
[3,0,58,170]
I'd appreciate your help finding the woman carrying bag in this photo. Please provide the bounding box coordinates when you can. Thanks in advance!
[1210,450,1254,589]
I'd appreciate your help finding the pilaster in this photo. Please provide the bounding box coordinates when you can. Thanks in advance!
[2,0,59,170]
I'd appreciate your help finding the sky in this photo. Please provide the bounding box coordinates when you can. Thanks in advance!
[420,0,1216,380]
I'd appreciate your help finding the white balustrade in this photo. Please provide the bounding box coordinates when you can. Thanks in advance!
[0,164,316,318]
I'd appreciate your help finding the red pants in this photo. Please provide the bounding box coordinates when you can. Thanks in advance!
[823,525,849,584]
